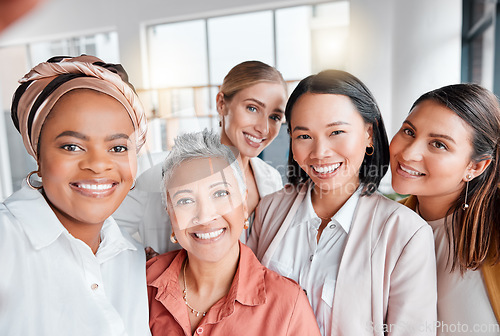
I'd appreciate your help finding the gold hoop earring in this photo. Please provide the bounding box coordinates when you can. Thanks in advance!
[365,144,374,156]
[170,232,178,244]
[243,219,250,230]
[130,179,136,191]
[462,174,473,210]
[26,170,42,190]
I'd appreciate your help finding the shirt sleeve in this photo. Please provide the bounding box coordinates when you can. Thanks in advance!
[385,225,437,335]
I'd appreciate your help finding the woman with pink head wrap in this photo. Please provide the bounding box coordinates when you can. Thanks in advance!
[0,55,150,336]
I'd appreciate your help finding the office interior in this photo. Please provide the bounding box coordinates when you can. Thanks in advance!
[0,0,497,201]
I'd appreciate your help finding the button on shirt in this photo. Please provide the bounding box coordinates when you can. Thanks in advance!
[268,185,360,336]
[0,186,150,336]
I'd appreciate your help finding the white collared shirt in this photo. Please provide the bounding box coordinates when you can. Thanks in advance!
[0,185,150,336]
[268,184,360,336]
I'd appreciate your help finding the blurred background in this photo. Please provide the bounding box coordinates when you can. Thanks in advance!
[0,0,497,200]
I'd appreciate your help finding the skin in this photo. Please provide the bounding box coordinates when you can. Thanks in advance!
[289,93,372,240]
[166,157,248,333]
[390,100,490,221]
[37,89,137,253]
[217,82,287,214]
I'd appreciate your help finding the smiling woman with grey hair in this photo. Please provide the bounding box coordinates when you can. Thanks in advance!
[146,129,320,336]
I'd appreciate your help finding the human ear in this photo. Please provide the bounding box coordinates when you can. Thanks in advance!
[216,92,226,117]
[365,123,374,146]
[464,158,492,181]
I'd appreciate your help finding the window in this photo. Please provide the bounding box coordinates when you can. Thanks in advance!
[461,0,499,94]
[144,1,351,155]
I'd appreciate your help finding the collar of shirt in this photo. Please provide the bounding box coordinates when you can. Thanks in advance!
[292,181,361,234]
[4,185,137,259]
[148,241,266,326]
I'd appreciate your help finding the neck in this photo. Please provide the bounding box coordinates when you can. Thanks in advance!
[44,194,103,254]
[185,242,240,297]
[311,182,358,218]
[416,192,460,221]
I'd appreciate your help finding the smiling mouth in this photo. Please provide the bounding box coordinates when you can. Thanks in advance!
[244,133,265,144]
[73,183,115,191]
[312,163,341,174]
[399,163,425,176]
[193,228,225,240]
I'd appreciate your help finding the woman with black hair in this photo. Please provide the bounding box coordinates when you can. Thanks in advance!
[248,70,437,335]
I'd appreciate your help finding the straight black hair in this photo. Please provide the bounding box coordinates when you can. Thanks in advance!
[285,70,389,196]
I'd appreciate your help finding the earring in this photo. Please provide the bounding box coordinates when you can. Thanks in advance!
[130,179,136,191]
[26,170,42,190]
[365,144,374,156]
[170,232,178,244]
[462,174,473,210]
[243,219,249,230]
[219,120,222,127]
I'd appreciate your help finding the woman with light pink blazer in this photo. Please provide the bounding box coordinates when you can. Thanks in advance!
[247,70,437,335]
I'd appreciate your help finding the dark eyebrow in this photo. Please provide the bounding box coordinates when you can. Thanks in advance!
[55,131,88,141]
[429,133,456,144]
[292,121,350,132]
[404,120,456,144]
[106,133,131,142]
[244,98,284,114]
[55,131,130,142]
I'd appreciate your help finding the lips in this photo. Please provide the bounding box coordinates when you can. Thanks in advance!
[244,132,266,148]
[312,163,341,174]
[190,228,226,243]
[70,180,118,197]
[397,162,425,177]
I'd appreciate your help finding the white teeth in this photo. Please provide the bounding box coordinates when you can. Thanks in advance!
[400,165,424,176]
[245,134,264,143]
[78,183,113,191]
[194,229,224,240]
[312,163,341,174]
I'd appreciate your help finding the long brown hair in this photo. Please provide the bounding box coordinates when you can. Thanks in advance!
[412,83,500,272]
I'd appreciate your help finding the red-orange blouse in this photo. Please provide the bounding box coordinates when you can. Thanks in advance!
[147,242,320,336]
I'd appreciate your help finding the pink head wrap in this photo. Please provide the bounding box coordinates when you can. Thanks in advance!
[11,55,147,159]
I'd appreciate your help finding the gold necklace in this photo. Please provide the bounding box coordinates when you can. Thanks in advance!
[182,260,207,317]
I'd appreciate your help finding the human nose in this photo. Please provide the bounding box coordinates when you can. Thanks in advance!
[310,138,333,160]
[399,140,423,162]
[254,115,269,135]
[192,198,220,225]
[79,149,113,173]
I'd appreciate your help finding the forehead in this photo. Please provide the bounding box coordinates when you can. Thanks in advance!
[291,93,364,125]
[408,100,473,138]
[167,157,238,190]
[47,89,132,127]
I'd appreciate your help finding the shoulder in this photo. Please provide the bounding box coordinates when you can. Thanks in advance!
[146,249,182,283]
[358,192,432,248]
[260,183,302,206]
[250,157,283,196]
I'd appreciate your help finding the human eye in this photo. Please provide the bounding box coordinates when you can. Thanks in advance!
[176,197,195,206]
[270,114,282,122]
[247,105,258,113]
[296,134,311,140]
[213,189,230,198]
[330,130,344,136]
[61,144,82,152]
[402,128,415,137]
[430,140,448,150]
[110,145,128,153]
